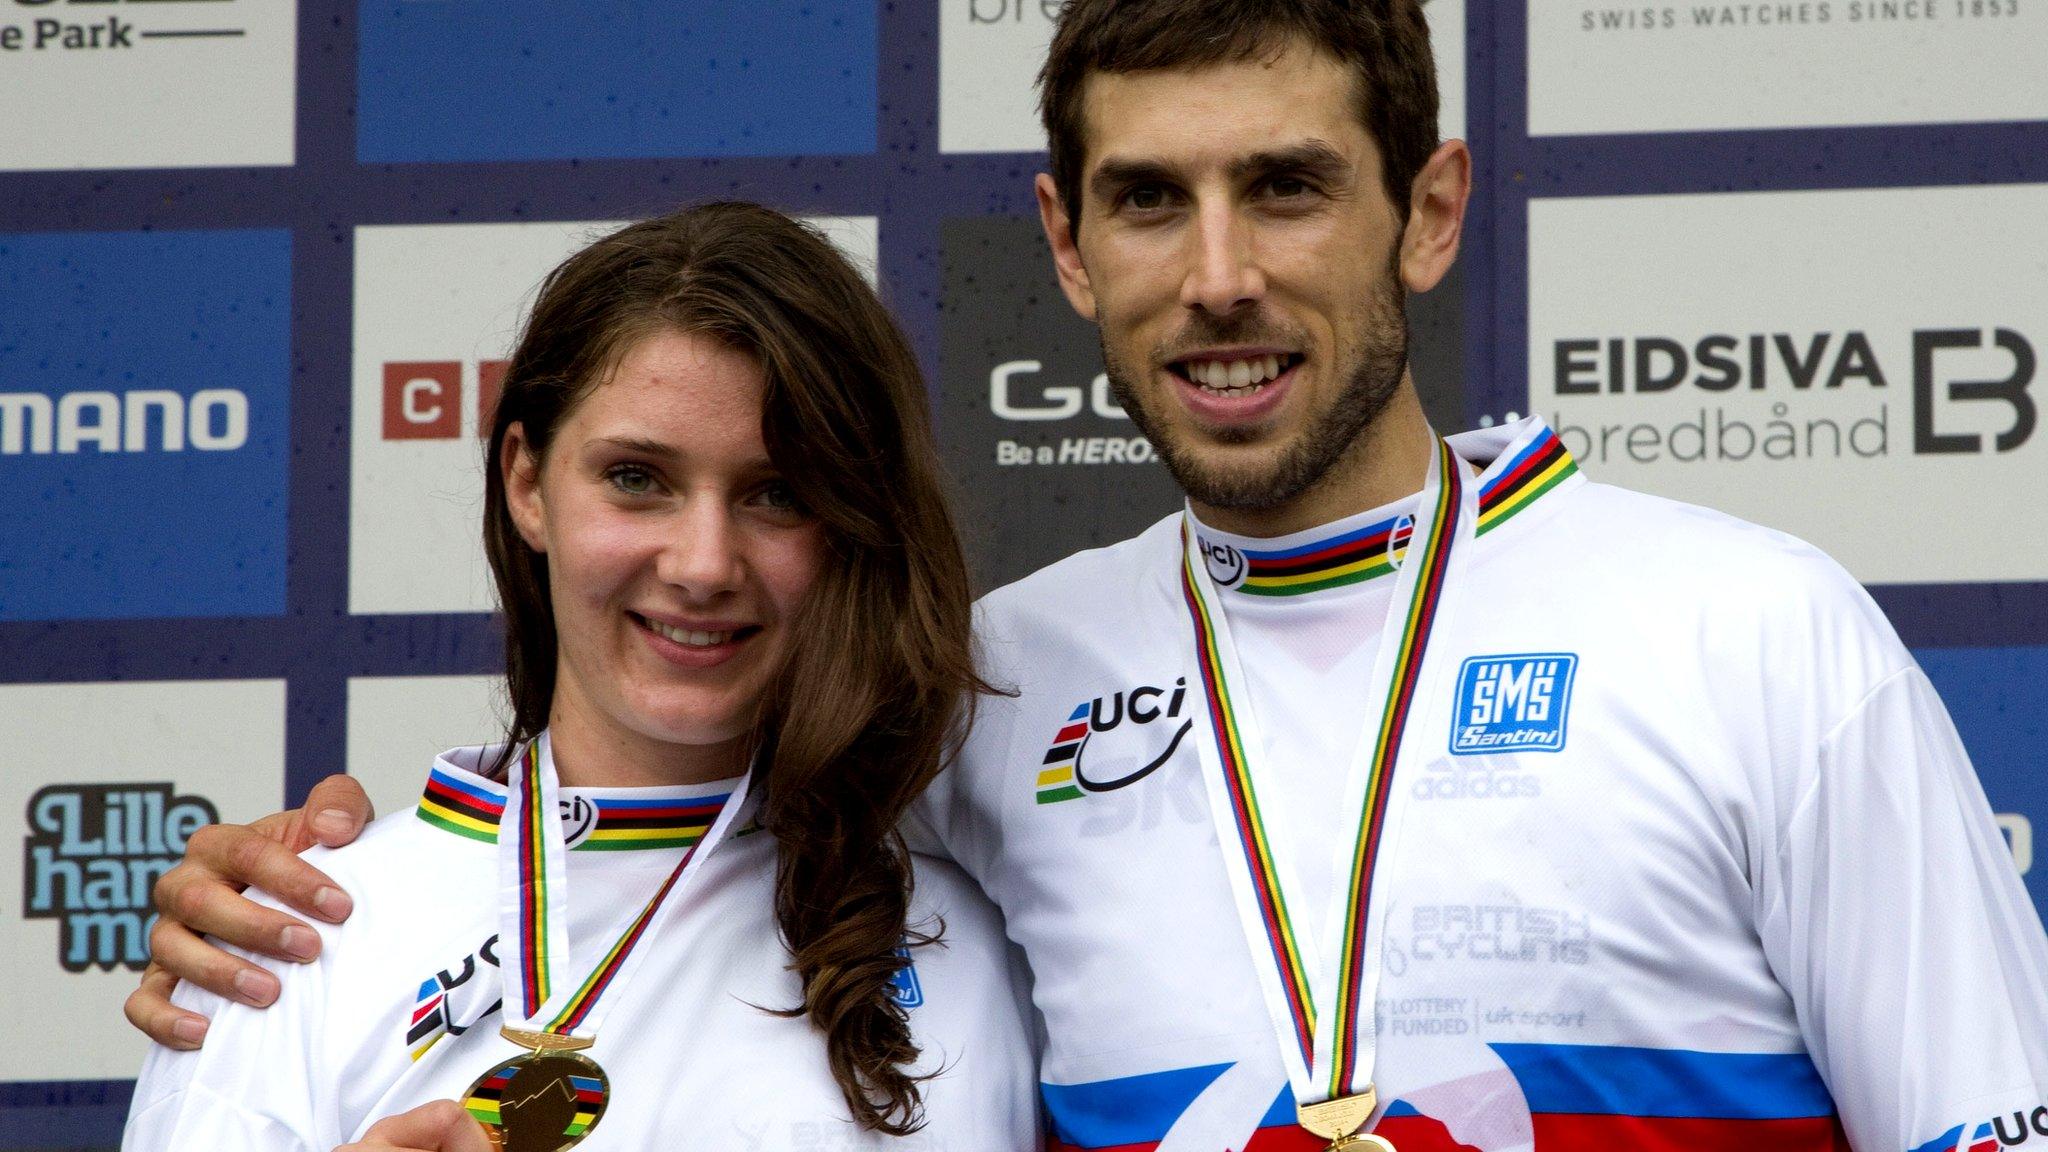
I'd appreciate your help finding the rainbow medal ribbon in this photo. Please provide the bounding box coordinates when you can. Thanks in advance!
[1178,439,1473,1152]
[461,736,754,1152]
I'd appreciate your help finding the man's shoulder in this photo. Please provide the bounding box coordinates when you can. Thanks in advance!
[974,509,1182,631]
[1549,478,1908,674]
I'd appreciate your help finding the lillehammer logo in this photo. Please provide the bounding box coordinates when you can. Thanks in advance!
[1034,680,1194,805]
[1450,654,1578,755]
[23,782,218,972]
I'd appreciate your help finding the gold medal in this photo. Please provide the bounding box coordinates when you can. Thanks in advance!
[1299,1089,1394,1152]
[460,1028,610,1152]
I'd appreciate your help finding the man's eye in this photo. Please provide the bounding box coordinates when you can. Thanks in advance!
[605,465,655,496]
[1125,185,1169,211]
[1267,176,1311,198]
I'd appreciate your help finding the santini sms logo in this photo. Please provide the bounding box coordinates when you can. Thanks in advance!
[1450,654,1578,755]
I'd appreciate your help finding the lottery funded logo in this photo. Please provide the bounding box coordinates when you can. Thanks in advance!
[22,782,218,972]
[1034,679,1193,805]
[1449,653,1578,756]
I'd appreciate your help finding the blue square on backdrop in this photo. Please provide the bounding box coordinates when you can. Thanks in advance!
[1915,646,2048,919]
[356,0,878,163]
[0,229,291,622]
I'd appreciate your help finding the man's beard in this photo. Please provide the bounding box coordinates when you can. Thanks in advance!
[1101,269,1410,514]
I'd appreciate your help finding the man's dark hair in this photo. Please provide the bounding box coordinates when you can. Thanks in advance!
[1038,0,1441,237]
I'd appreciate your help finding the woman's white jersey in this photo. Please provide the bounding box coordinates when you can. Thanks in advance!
[125,743,1039,1151]
[912,417,2048,1152]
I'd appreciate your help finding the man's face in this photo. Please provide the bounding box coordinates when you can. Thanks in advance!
[1049,42,1412,514]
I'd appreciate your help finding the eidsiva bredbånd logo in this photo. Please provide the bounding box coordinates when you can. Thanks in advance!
[1450,654,1578,755]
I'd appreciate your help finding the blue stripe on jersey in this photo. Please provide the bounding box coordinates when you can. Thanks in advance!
[1490,1044,1836,1119]
[1910,1124,1966,1152]
[1040,1063,1230,1145]
[427,768,500,806]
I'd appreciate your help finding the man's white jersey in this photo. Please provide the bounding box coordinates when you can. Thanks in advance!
[125,743,1038,1151]
[916,417,2048,1152]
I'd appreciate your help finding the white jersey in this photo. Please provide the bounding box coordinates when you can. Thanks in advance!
[125,743,1038,1151]
[914,416,2048,1152]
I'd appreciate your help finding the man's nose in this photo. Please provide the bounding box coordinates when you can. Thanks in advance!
[1179,200,1266,316]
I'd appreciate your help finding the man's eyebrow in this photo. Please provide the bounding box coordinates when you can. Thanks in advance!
[1088,157,1179,200]
[1227,141,1352,184]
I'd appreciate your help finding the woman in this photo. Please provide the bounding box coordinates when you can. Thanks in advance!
[123,203,1037,1150]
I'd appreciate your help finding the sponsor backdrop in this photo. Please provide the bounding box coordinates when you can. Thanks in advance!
[0,0,2041,1145]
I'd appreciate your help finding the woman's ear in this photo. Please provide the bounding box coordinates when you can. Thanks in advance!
[502,422,549,554]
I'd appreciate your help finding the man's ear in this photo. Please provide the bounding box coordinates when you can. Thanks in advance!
[1399,139,1472,295]
[1036,172,1099,321]
[501,422,549,555]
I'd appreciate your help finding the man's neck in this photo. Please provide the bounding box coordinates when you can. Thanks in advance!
[1189,383,1437,539]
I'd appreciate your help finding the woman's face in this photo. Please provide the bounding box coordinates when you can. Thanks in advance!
[505,329,825,781]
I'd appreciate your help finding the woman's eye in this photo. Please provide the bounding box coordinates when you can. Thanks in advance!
[756,482,802,512]
[605,465,655,496]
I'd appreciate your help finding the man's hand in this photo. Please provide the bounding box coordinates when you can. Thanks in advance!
[338,1101,495,1152]
[124,773,377,1049]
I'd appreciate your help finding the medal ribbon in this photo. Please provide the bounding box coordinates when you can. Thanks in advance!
[1179,438,1467,1106]
[498,736,751,1041]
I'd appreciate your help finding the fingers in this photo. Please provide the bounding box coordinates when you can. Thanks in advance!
[166,822,354,942]
[300,774,378,850]
[124,962,211,1050]
[347,1101,494,1152]
[145,914,289,1007]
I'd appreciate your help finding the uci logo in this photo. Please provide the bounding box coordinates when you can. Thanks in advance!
[1199,538,1247,587]
[558,795,598,848]
[1036,679,1194,803]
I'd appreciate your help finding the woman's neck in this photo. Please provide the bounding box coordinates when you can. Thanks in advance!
[542,704,750,789]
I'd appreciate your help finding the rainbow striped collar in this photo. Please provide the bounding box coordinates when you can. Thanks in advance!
[415,759,733,852]
[1198,421,1579,599]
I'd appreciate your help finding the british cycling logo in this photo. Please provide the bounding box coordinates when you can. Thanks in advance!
[1912,1103,2048,1152]
[1450,653,1578,755]
[22,783,217,972]
[1033,679,1193,805]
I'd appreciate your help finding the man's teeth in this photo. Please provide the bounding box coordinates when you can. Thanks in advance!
[647,619,735,647]
[1185,355,1287,393]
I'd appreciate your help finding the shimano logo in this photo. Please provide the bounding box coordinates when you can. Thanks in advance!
[0,389,249,454]
[23,783,217,972]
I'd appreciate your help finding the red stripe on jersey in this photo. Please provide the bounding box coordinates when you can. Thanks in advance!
[1530,1113,1850,1151]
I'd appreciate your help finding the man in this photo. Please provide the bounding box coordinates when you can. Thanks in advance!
[130,2,2048,1149]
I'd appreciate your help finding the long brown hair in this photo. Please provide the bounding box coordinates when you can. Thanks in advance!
[481,202,983,1132]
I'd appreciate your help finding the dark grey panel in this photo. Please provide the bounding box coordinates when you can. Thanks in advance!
[937,216,1466,592]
